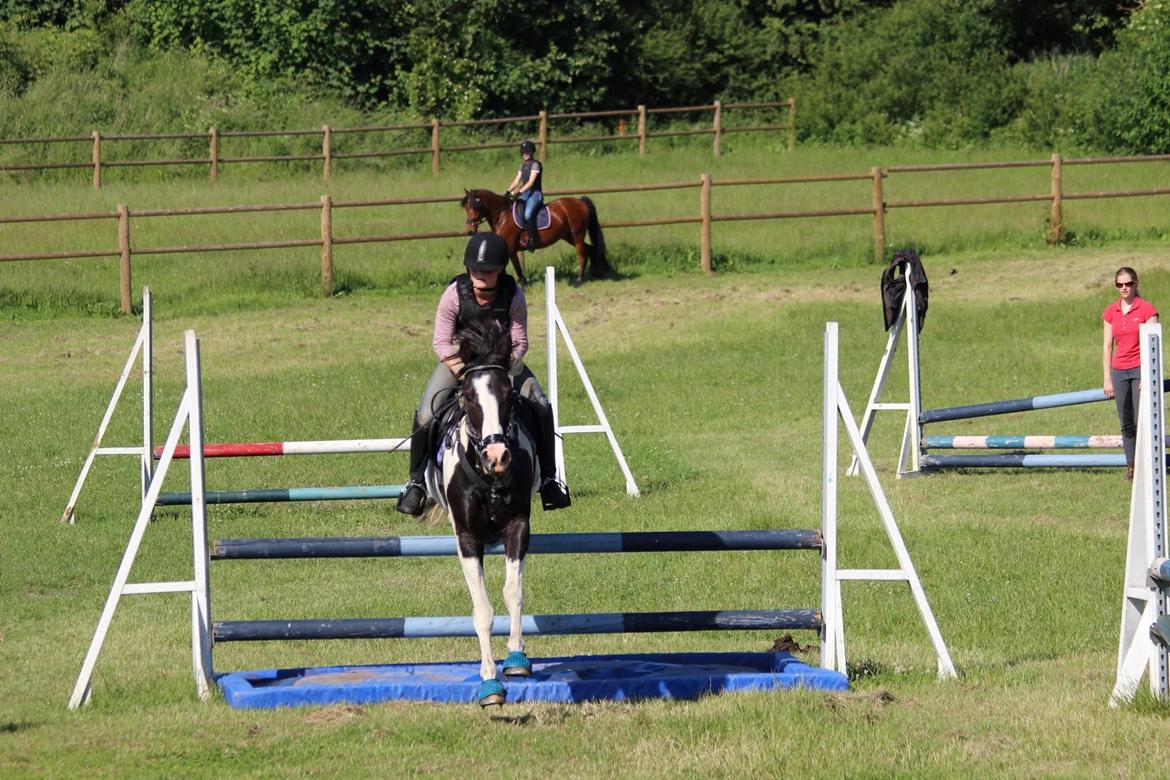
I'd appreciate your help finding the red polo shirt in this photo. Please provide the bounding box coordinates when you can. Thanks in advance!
[1103,296,1159,370]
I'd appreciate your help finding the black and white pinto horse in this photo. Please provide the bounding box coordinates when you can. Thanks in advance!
[422,320,540,707]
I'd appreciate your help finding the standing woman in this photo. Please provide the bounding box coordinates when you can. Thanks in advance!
[1103,266,1159,480]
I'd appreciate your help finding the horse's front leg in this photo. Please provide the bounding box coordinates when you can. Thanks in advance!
[455,546,505,706]
[501,554,532,677]
[510,251,527,287]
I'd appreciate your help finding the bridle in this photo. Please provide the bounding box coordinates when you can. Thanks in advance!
[457,363,518,500]
[464,193,487,231]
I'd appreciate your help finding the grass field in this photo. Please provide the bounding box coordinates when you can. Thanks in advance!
[4,141,1170,776]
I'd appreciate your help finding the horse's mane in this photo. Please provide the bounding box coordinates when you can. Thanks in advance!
[460,189,508,208]
[455,319,513,371]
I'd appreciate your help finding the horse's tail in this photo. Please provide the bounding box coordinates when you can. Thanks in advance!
[421,502,447,526]
[582,196,610,278]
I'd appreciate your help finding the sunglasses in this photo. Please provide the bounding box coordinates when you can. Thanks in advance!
[1116,280,1136,288]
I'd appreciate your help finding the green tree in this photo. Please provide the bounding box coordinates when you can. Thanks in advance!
[1100,0,1170,153]
[791,0,1023,146]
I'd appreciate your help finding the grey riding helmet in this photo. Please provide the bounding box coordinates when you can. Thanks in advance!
[519,139,537,155]
[464,232,509,271]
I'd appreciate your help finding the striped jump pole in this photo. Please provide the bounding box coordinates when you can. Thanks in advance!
[211,529,824,642]
[922,453,1125,469]
[920,379,1170,425]
[157,438,410,459]
[213,610,821,642]
[158,484,404,506]
[925,435,1123,450]
[212,529,822,559]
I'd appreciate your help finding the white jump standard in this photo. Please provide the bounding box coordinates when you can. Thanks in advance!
[1111,322,1170,705]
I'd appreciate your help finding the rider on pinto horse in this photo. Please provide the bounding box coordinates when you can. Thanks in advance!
[395,231,571,516]
[506,140,543,251]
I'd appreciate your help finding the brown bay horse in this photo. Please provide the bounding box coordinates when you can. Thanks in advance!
[460,189,610,285]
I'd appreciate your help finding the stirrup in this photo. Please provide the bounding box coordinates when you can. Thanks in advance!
[539,478,571,511]
[395,481,427,516]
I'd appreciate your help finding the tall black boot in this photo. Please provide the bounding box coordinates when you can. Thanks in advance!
[395,412,429,516]
[524,214,539,251]
[535,403,570,510]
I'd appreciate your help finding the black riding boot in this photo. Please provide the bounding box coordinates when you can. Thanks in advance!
[395,413,429,516]
[524,215,539,251]
[535,403,570,510]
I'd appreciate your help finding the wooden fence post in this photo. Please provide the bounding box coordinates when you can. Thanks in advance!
[871,166,886,262]
[638,105,647,156]
[539,110,548,161]
[431,119,441,175]
[118,205,132,314]
[700,173,713,274]
[92,130,102,190]
[787,98,796,152]
[713,101,722,157]
[209,127,219,181]
[1049,152,1064,244]
[322,125,332,182]
[320,195,334,296]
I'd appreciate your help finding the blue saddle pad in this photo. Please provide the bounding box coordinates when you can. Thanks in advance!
[511,201,551,231]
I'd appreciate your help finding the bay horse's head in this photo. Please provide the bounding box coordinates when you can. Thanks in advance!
[461,189,486,233]
[456,319,515,477]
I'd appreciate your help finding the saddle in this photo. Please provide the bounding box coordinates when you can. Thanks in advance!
[510,201,551,231]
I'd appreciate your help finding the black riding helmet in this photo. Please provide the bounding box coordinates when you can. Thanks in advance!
[464,232,509,271]
[519,139,537,156]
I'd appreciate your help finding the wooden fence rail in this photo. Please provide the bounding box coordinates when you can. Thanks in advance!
[3,149,1169,314]
[0,100,796,188]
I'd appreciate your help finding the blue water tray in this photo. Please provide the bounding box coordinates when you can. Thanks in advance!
[216,651,849,709]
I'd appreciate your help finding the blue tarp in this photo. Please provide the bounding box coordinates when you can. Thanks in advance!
[217,651,849,709]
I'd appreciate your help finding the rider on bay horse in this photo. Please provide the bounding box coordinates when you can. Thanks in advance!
[395,231,572,516]
[506,140,543,251]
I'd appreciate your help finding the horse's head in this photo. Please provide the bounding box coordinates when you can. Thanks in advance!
[456,320,515,477]
[461,189,486,233]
